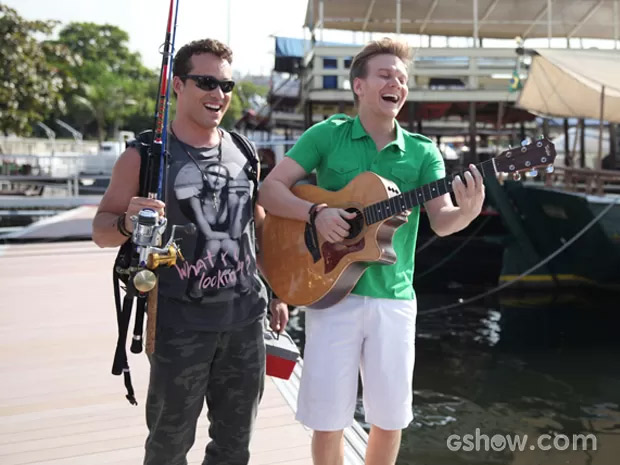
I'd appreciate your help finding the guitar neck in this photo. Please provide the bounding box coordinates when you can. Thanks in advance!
[363,158,497,225]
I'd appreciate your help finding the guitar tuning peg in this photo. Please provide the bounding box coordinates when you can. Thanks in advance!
[525,169,538,177]
[512,172,522,181]
[546,165,554,174]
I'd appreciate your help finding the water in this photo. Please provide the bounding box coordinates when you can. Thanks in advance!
[286,290,620,465]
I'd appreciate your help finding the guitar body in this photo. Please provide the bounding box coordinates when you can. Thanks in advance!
[262,137,558,309]
[262,172,407,309]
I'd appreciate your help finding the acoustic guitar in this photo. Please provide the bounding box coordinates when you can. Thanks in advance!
[262,139,557,309]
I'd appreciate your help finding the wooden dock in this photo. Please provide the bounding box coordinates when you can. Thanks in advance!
[0,241,366,465]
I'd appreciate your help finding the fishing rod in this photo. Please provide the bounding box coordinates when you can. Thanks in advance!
[111,0,194,404]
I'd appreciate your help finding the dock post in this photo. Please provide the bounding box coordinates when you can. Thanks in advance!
[469,101,477,165]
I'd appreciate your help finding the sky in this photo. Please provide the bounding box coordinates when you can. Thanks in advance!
[5,0,618,76]
[3,0,309,75]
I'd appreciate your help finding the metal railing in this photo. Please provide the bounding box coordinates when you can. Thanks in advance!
[545,166,620,196]
[0,137,99,156]
[0,139,301,200]
[0,153,119,178]
[302,46,520,102]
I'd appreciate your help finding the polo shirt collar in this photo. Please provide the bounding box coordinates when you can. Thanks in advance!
[351,115,367,140]
[351,116,406,153]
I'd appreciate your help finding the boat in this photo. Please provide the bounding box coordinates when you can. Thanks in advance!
[488,46,620,290]
[487,168,620,290]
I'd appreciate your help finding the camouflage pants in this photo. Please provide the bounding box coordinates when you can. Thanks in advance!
[143,319,266,465]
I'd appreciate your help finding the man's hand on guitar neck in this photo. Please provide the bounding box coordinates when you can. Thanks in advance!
[426,164,485,237]
[314,207,357,243]
[452,164,485,223]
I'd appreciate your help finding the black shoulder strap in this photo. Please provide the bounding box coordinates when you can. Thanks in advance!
[110,129,153,405]
[129,130,154,197]
[228,130,259,209]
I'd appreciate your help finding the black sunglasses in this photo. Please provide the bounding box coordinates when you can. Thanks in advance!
[182,75,235,93]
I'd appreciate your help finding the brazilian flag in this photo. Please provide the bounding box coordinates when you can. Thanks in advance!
[509,69,522,92]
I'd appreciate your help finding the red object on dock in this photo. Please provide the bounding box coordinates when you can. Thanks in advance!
[265,330,299,380]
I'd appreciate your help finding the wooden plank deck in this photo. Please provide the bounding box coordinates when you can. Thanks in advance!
[0,241,314,465]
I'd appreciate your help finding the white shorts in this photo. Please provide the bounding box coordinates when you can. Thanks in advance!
[296,294,417,431]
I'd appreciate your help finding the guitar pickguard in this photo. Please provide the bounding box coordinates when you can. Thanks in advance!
[321,238,365,274]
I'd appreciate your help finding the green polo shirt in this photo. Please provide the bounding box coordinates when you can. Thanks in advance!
[286,114,445,301]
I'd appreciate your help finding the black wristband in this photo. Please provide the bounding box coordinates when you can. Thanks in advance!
[117,213,131,237]
[307,203,319,224]
[308,203,325,225]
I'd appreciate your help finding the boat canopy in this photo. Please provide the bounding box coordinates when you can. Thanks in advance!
[517,49,620,123]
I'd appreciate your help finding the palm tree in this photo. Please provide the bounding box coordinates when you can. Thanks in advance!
[71,69,136,142]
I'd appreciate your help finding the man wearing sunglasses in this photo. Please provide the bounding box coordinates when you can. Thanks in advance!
[93,38,288,465]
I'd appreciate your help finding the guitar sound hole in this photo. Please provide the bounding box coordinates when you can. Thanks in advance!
[345,208,364,239]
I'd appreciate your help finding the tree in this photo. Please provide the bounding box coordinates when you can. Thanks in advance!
[71,70,139,142]
[123,77,160,135]
[0,4,75,135]
[220,81,269,130]
[52,23,152,81]
[50,22,158,140]
[221,92,244,130]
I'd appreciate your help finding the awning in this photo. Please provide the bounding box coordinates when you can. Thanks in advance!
[274,37,307,73]
[305,0,620,40]
[516,49,620,123]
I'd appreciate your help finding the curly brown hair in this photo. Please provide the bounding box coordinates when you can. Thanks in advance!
[349,38,410,105]
[173,38,233,77]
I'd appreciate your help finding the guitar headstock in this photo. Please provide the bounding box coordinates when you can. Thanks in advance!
[493,138,557,179]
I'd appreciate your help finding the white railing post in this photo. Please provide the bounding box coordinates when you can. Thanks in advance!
[547,0,552,47]
[470,0,479,89]
[319,0,324,43]
[615,0,619,49]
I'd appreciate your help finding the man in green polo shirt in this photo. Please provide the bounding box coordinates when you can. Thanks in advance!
[259,38,485,465]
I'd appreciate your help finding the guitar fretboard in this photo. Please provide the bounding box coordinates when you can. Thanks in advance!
[363,158,496,225]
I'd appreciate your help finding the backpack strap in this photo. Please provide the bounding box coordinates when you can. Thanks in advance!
[228,130,259,209]
[130,130,154,197]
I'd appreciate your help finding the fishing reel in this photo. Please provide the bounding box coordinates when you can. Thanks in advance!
[130,208,196,293]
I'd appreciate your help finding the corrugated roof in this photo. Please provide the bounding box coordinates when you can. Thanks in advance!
[304,0,620,40]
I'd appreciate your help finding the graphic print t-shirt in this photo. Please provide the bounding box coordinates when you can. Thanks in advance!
[151,130,267,331]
